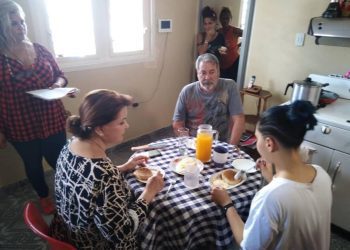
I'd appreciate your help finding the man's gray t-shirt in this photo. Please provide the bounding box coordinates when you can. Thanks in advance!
[173,78,243,142]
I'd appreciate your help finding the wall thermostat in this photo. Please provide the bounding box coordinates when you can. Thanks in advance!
[159,19,172,32]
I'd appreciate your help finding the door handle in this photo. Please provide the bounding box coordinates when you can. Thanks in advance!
[331,161,341,191]
[321,126,331,134]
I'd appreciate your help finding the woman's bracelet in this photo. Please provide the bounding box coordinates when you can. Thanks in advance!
[222,202,235,215]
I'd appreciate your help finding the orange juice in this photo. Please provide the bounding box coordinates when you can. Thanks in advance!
[195,132,213,162]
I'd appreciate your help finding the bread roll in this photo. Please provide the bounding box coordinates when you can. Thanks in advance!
[221,169,241,185]
[212,179,229,189]
[134,167,153,181]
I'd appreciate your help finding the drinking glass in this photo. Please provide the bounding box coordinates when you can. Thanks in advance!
[177,127,189,156]
[184,163,200,189]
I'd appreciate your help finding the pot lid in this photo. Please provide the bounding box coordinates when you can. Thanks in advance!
[294,77,325,86]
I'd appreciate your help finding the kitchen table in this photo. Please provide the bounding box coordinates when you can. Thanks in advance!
[124,137,262,250]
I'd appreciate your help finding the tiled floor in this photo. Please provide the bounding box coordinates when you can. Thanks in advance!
[0,126,349,249]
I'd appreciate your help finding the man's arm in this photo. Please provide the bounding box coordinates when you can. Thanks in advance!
[172,121,185,136]
[229,114,245,145]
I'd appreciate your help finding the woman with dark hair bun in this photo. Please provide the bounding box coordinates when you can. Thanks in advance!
[50,89,164,249]
[212,100,332,249]
[196,6,225,61]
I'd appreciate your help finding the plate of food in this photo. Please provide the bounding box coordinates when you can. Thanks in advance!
[133,166,165,183]
[231,158,257,173]
[209,169,246,189]
[169,156,204,175]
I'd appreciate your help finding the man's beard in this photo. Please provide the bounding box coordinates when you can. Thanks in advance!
[202,80,214,88]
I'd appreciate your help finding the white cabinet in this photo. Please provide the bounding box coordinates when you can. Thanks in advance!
[303,140,350,232]
[301,141,333,172]
[328,151,350,232]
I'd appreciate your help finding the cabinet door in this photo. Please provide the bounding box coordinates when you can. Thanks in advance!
[329,151,350,232]
[302,141,333,173]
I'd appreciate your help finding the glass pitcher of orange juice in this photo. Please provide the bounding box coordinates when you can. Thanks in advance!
[195,124,218,163]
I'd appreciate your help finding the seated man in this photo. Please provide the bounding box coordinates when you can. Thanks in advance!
[173,53,245,145]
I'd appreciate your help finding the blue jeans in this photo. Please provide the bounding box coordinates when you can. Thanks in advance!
[11,131,66,198]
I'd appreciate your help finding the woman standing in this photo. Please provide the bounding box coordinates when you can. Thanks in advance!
[218,7,243,82]
[50,89,164,249]
[0,0,69,214]
[196,6,225,62]
[212,100,332,249]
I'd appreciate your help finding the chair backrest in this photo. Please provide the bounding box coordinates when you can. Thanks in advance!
[23,202,76,250]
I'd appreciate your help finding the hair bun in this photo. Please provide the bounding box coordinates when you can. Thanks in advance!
[202,6,217,19]
[68,115,81,128]
[288,101,317,130]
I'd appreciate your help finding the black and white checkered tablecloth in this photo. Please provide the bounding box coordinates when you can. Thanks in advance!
[124,137,262,250]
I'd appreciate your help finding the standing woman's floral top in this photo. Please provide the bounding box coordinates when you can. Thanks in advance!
[50,142,148,250]
[0,43,67,142]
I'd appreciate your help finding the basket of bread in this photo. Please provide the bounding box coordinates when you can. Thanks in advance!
[210,169,246,189]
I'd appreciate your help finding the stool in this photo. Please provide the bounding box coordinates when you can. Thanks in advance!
[240,88,272,131]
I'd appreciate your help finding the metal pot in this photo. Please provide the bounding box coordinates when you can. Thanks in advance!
[284,77,329,106]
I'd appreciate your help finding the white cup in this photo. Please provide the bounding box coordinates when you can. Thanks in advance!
[184,163,200,189]
[212,145,229,165]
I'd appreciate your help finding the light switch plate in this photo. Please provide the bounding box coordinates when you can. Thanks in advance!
[295,33,305,47]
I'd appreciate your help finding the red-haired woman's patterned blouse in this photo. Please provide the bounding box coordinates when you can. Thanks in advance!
[0,43,67,142]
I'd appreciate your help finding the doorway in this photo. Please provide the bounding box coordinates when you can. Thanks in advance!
[196,0,255,89]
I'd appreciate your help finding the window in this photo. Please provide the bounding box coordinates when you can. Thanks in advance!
[29,0,153,71]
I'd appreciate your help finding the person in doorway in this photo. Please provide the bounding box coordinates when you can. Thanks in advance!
[211,100,332,249]
[218,7,243,82]
[173,53,245,145]
[0,0,71,214]
[196,6,226,62]
[50,89,164,249]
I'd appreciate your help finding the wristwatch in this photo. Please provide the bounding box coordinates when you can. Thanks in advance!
[222,203,235,214]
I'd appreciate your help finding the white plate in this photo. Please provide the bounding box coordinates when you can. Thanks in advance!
[169,156,204,175]
[135,167,165,184]
[231,158,257,173]
[186,138,196,150]
[209,170,246,189]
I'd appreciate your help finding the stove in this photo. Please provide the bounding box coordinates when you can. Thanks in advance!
[309,74,350,131]
[303,74,350,232]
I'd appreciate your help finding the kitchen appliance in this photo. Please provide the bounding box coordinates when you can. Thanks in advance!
[307,17,350,47]
[284,77,329,106]
[302,74,350,232]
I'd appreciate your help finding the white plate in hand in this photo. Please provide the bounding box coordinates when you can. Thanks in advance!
[231,158,257,173]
